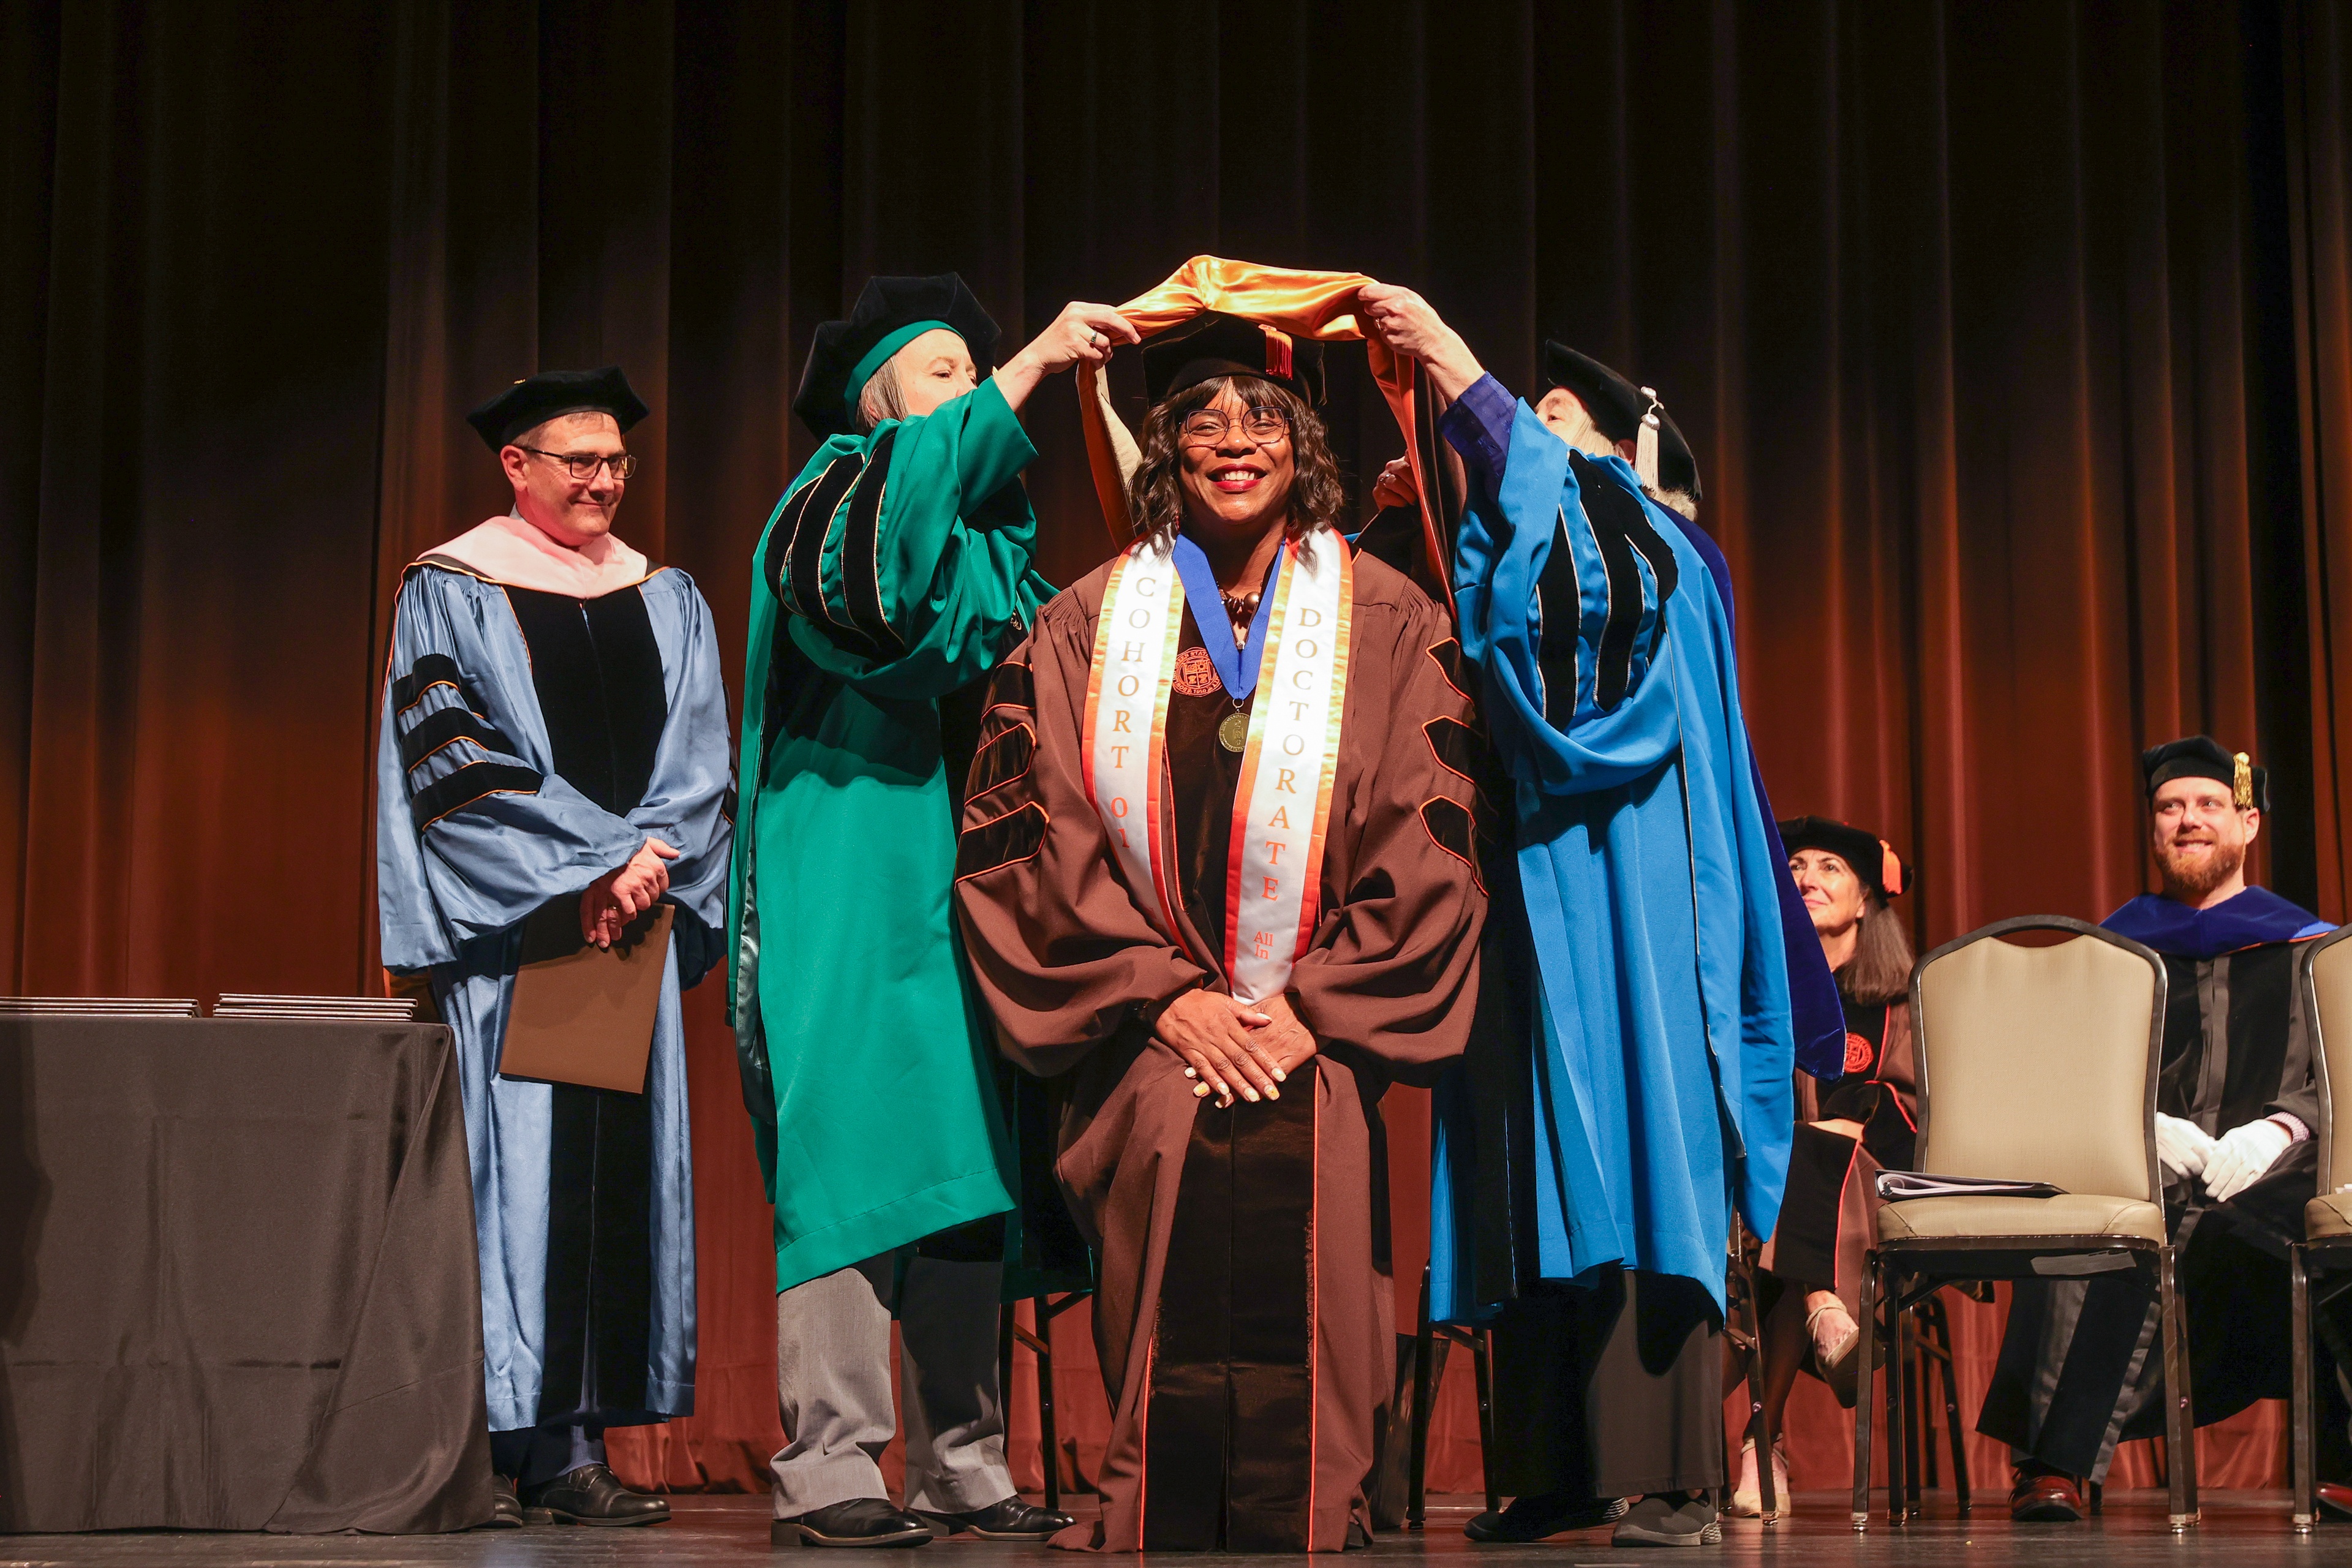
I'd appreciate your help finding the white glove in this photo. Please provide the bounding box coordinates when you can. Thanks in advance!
[2202,1117,2295,1204]
[2155,1113,2217,1182]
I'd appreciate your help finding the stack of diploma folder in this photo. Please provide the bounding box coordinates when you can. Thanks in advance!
[0,997,201,1017]
[211,994,418,1022]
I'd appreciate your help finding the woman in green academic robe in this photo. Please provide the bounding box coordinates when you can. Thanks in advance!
[730,274,1136,1547]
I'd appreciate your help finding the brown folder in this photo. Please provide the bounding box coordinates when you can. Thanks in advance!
[497,900,673,1094]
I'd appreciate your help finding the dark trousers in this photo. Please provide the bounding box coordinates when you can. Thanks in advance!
[1979,1170,2352,1482]
[1488,1266,1725,1499]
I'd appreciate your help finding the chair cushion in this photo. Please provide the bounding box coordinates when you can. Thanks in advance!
[1874,1194,2165,1244]
[2309,1191,2352,1240]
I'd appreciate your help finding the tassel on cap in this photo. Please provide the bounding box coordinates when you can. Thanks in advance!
[2234,751,2254,810]
[1635,386,1663,491]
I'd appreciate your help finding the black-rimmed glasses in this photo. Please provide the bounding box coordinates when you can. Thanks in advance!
[520,447,638,481]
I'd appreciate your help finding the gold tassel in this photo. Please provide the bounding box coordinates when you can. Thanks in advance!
[1635,387,1662,491]
[2234,752,2253,810]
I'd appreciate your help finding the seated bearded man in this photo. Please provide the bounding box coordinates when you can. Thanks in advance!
[1981,738,2348,1522]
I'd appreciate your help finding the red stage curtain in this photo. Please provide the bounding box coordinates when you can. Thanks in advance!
[4,0,2348,1498]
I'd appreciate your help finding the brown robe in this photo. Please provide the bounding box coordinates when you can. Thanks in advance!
[952,545,1486,1551]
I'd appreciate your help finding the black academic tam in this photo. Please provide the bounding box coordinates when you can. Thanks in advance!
[1779,814,1910,901]
[1141,311,1326,407]
[2142,734,2269,813]
[794,273,1000,439]
[466,366,649,451]
[1539,341,1700,504]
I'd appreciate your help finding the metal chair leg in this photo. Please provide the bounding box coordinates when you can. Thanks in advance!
[1408,1267,1436,1531]
[1034,1297,1061,1513]
[1928,1297,1970,1514]
[1721,1233,1777,1523]
[998,1302,1016,1490]
[1903,1311,1924,1509]
[2294,1245,2316,1531]
[1471,1328,1499,1516]
[1917,1314,1939,1493]
[1852,1251,1878,1530]
[2158,1246,2199,1529]
[1883,1266,1908,1525]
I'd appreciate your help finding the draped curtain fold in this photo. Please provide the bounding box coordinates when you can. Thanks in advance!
[6,0,2350,1495]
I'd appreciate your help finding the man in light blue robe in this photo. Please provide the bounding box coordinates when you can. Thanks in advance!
[377,368,731,1529]
[1362,290,1796,1548]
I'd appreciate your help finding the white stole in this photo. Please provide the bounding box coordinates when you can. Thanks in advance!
[1083,530,1354,1003]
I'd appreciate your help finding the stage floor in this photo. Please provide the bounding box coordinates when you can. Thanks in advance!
[0,1492,2331,1565]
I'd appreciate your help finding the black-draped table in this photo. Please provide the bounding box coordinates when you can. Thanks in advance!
[0,1017,492,1533]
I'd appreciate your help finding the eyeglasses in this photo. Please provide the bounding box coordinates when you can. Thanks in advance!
[1177,408,1291,445]
[520,447,638,481]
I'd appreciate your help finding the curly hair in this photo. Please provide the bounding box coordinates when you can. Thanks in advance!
[1124,376,1347,548]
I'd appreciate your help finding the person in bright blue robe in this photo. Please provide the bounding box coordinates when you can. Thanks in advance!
[376,369,731,1528]
[1362,284,1795,1547]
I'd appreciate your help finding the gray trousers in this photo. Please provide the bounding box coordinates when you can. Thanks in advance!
[771,1251,1013,1517]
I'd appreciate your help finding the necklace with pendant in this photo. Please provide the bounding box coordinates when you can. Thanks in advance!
[1217,590,1260,752]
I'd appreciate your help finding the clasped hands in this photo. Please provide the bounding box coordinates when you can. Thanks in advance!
[579,836,679,949]
[1154,987,1317,1109]
[2155,1110,2294,1203]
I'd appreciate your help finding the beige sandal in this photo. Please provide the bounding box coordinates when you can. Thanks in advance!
[1808,1300,1861,1406]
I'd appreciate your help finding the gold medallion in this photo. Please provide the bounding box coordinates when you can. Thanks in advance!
[1218,710,1251,752]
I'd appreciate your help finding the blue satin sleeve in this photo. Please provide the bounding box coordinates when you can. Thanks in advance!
[375,568,649,970]
[631,571,735,988]
[1452,401,1681,796]
[1447,377,1842,1078]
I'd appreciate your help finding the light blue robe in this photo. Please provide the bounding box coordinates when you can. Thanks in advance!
[1433,404,1794,1319]
[376,560,732,1430]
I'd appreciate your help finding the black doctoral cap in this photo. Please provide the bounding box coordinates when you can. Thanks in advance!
[1538,341,1702,504]
[1142,312,1327,407]
[2142,735,2268,813]
[1779,815,1912,901]
[793,273,1000,439]
[466,366,650,451]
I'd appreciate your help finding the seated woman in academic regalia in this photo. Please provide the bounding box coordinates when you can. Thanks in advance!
[1732,818,1916,1518]
[952,312,1488,1553]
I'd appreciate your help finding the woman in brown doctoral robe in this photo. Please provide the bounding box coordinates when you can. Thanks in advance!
[952,312,1487,1552]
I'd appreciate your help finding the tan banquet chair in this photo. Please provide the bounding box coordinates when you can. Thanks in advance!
[2293,924,2352,1530]
[1850,916,2197,1532]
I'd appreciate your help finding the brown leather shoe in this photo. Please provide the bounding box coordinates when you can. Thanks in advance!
[2009,1469,2084,1523]
[2317,1480,2352,1520]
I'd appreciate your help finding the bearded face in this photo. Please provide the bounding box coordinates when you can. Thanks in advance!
[2150,778,2256,902]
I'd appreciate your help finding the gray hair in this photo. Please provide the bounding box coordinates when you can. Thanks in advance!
[854,360,907,434]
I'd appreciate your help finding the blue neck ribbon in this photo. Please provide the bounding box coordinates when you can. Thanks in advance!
[1170,533,1281,701]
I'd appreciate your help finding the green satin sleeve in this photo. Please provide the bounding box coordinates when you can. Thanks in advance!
[790,375,1052,701]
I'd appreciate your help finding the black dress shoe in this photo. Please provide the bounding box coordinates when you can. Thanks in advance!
[916,1496,1076,1541]
[1464,1490,1630,1542]
[774,1498,935,1548]
[520,1463,670,1527]
[480,1473,524,1528]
